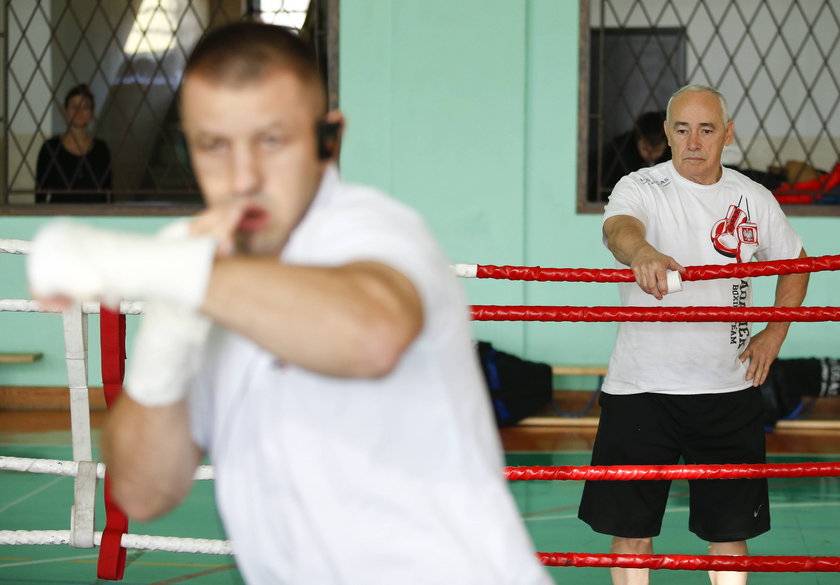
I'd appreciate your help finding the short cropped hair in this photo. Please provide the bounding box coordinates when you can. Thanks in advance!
[64,84,95,109]
[184,21,326,112]
[666,84,730,126]
[633,111,667,146]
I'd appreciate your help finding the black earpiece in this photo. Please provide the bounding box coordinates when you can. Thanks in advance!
[316,120,341,160]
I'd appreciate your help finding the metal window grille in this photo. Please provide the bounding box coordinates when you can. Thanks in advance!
[1,0,337,214]
[578,0,840,216]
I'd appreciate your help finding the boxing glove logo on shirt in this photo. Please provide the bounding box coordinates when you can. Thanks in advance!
[710,197,759,262]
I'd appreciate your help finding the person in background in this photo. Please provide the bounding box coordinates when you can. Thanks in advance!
[27,23,552,585]
[36,84,112,203]
[579,84,808,585]
[595,110,671,201]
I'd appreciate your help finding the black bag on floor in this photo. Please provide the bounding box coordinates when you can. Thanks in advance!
[476,341,553,427]
[761,357,840,429]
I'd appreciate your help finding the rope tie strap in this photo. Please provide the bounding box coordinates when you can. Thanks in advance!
[98,307,128,580]
[538,552,840,572]
[473,305,840,323]
[505,462,840,481]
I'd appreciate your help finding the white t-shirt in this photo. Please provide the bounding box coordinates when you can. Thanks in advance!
[188,167,551,585]
[601,161,803,395]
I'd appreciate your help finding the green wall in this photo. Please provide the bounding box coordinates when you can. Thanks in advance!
[338,0,839,372]
[1,0,837,388]
[0,216,168,386]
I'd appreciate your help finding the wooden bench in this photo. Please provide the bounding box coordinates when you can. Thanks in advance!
[551,365,608,377]
[530,365,840,430]
[551,364,608,393]
[515,365,607,426]
[0,352,43,364]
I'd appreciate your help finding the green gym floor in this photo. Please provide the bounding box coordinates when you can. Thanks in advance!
[2,427,840,584]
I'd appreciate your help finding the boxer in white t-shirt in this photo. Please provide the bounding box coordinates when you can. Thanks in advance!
[28,22,551,585]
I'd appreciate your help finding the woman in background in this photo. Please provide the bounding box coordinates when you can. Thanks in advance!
[36,84,112,203]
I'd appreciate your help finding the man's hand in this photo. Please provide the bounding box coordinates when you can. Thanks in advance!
[740,249,809,388]
[629,245,686,300]
[739,326,786,387]
[189,202,247,258]
[603,215,685,300]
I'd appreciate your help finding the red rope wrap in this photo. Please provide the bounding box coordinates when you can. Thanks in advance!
[537,552,840,572]
[505,462,840,481]
[472,305,840,322]
[475,254,840,283]
[98,307,128,581]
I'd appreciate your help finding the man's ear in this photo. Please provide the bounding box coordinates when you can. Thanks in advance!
[724,119,735,147]
[317,110,345,162]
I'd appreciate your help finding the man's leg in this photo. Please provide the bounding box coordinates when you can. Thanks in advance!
[610,536,653,585]
[682,390,767,585]
[579,393,678,585]
[708,540,748,585]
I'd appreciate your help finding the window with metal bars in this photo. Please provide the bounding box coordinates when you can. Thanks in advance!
[0,0,338,215]
[578,0,840,216]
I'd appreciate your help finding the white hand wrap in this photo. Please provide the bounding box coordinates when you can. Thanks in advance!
[125,300,211,407]
[125,220,213,407]
[27,220,216,310]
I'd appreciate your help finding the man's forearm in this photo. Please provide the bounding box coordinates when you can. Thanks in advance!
[102,396,201,522]
[603,215,685,299]
[763,249,809,339]
[201,257,423,378]
[603,216,651,266]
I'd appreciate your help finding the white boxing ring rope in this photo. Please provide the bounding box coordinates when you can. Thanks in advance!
[0,455,214,480]
[0,299,144,315]
[0,238,31,254]
[0,531,233,555]
[0,243,531,564]
[0,453,225,555]
[0,238,232,562]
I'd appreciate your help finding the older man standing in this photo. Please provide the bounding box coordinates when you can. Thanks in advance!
[578,84,809,585]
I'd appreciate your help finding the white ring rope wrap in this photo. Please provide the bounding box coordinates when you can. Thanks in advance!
[450,263,478,278]
[0,299,144,314]
[0,456,214,480]
[0,531,233,555]
[0,238,31,254]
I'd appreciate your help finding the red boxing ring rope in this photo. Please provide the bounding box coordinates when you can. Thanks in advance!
[474,253,840,283]
[504,462,840,481]
[476,255,840,573]
[538,553,840,572]
[472,305,840,322]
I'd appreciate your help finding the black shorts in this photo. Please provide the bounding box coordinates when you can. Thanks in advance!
[578,388,770,542]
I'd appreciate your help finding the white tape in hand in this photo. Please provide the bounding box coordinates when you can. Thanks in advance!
[665,270,683,294]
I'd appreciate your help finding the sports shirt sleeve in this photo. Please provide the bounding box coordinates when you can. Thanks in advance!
[601,174,651,248]
[287,187,454,328]
[752,191,803,262]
